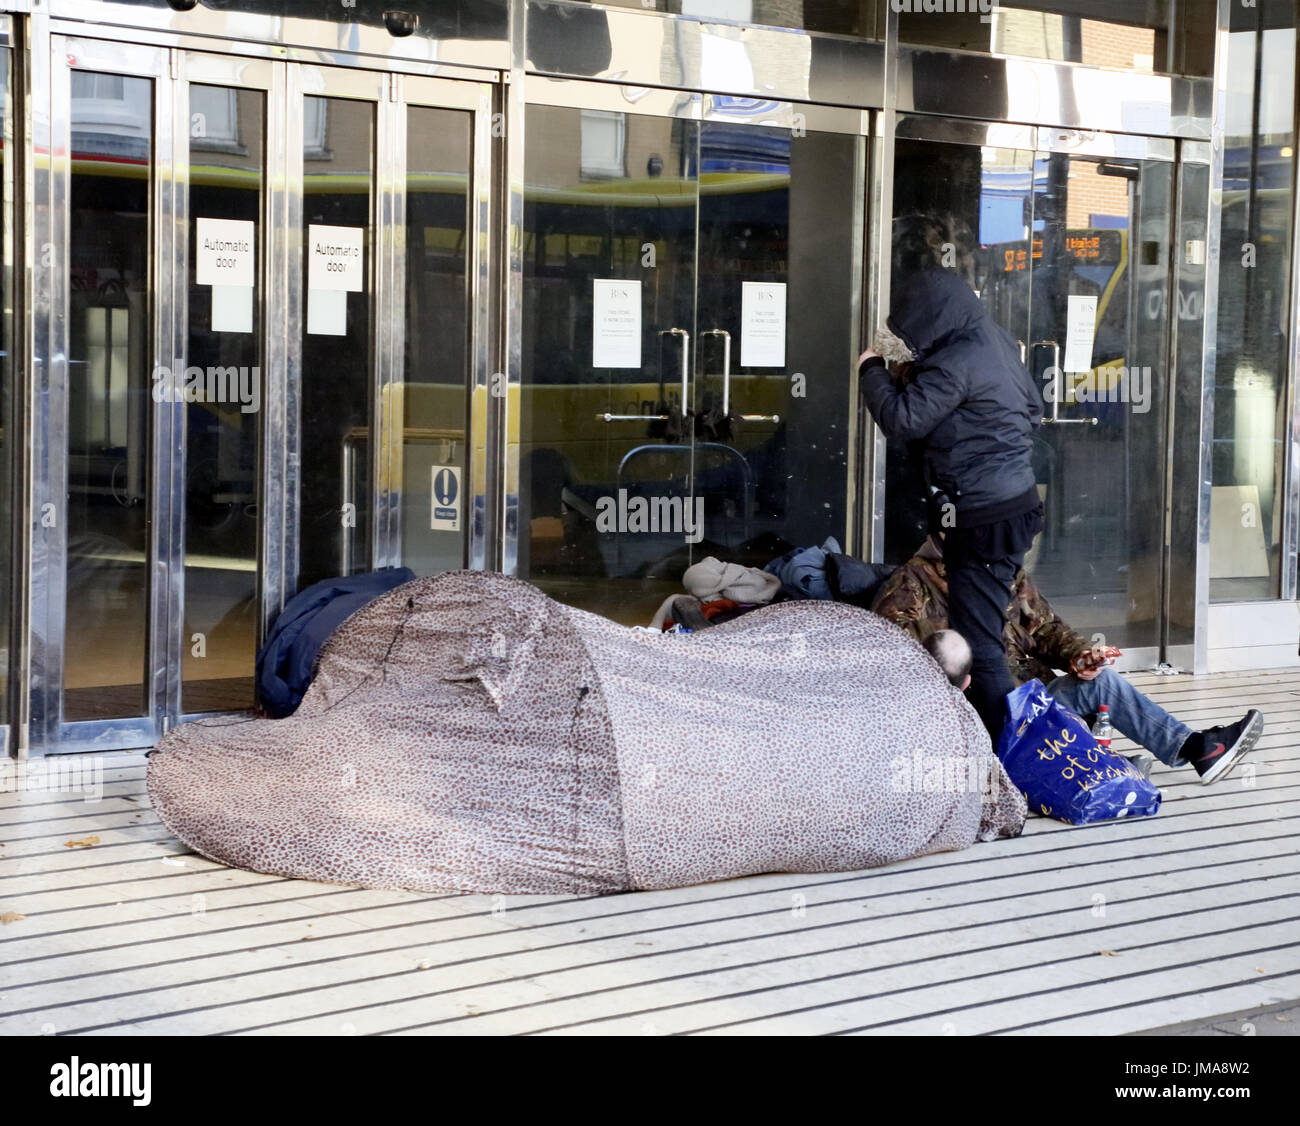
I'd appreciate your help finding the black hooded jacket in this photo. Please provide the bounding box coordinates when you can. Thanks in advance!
[862,270,1041,524]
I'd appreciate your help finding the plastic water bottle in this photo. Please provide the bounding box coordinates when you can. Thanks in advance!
[1091,705,1114,750]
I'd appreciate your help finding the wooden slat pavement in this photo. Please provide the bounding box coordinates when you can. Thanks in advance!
[2,667,1298,1036]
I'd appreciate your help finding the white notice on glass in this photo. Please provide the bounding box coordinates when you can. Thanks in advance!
[196,218,255,333]
[741,281,787,368]
[308,224,365,292]
[1063,294,1099,373]
[196,218,255,286]
[211,285,254,334]
[592,279,641,369]
[307,289,347,337]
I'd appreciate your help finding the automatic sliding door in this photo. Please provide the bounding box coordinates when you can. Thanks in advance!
[889,127,1038,562]
[60,47,162,728]
[35,52,496,750]
[518,95,700,625]
[890,121,1178,656]
[1025,151,1174,651]
[391,78,491,576]
[178,56,272,716]
[694,112,864,568]
[0,45,13,743]
[298,76,382,588]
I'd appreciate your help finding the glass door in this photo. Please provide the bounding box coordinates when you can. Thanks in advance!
[518,94,701,623]
[294,68,491,592]
[518,84,866,625]
[176,52,274,718]
[294,68,384,591]
[693,111,865,575]
[31,40,170,750]
[889,121,1178,658]
[385,75,492,579]
[0,39,13,752]
[32,47,495,752]
[1023,146,1174,655]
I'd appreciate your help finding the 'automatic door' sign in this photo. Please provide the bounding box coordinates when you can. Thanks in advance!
[307,224,364,336]
[196,217,255,333]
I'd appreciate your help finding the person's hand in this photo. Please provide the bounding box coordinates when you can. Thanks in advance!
[858,346,881,368]
[1070,645,1122,679]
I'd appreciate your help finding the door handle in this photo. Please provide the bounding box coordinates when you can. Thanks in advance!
[700,328,732,414]
[659,327,690,413]
[340,428,364,574]
[1033,339,1098,426]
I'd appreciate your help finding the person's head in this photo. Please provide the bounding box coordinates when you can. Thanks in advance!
[924,629,972,690]
[891,211,978,291]
[888,269,987,362]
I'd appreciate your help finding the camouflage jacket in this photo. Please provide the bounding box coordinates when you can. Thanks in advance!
[870,536,1089,685]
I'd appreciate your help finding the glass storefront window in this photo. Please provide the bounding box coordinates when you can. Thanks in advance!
[299,96,375,589]
[399,104,473,576]
[181,85,265,714]
[64,71,154,721]
[1208,1,1298,601]
[898,0,1215,77]
[518,100,860,625]
[562,0,884,38]
[0,51,10,729]
[889,135,1176,649]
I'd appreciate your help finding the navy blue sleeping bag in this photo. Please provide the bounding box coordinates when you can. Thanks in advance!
[256,568,415,717]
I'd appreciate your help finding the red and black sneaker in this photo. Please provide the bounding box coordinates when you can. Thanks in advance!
[1182,709,1264,785]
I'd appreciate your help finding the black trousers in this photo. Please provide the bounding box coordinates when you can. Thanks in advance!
[943,510,1042,740]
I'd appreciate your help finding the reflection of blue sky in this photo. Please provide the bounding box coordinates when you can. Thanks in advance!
[978,158,1135,244]
[978,166,1038,244]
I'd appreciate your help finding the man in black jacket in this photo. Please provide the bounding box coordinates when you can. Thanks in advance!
[860,268,1044,738]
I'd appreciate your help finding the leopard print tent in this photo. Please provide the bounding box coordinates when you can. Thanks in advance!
[147,571,1025,895]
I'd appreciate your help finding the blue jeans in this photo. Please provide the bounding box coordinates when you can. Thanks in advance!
[1045,667,1193,766]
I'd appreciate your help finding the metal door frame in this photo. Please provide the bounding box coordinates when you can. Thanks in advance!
[374,72,495,577]
[28,38,498,754]
[879,112,1197,672]
[0,14,16,760]
[170,49,276,726]
[30,37,173,753]
[510,75,870,579]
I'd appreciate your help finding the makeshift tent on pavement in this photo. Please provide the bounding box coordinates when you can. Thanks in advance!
[148,571,1025,894]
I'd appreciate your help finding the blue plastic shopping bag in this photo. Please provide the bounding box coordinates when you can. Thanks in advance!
[995,680,1162,825]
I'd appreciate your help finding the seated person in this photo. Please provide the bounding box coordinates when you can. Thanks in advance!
[924,629,972,690]
[874,534,1264,785]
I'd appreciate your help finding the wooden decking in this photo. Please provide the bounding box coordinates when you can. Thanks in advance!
[2,667,1298,1036]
